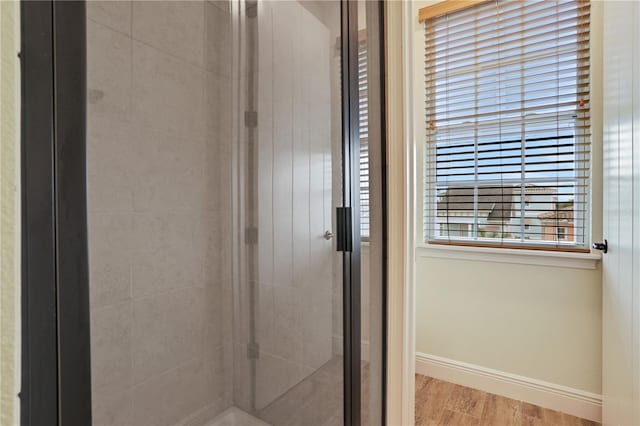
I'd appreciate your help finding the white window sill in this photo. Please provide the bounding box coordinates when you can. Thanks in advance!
[415,243,601,270]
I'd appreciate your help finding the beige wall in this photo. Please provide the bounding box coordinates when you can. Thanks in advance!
[0,1,21,424]
[416,258,602,393]
[412,1,604,394]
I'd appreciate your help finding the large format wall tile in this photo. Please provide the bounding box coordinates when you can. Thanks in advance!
[202,211,232,288]
[88,0,132,35]
[132,41,205,138]
[133,1,205,67]
[93,388,133,426]
[204,72,233,209]
[88,1,235,424]
[254,352,305,411]
[205,70,232,137]
[204,1,232,77]
[131,287,205,384]
[88,212,133,309]
[91,302,132,396]
[87,19,132,122]
[87,117,135,213]
[202,281,224,360]
[131,126,206,213]
[131,212,204,298]
[131,358,222,426]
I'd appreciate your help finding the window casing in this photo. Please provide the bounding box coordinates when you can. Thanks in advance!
[422,0,591,251]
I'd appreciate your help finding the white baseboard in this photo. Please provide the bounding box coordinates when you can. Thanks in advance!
[415,352,602,423]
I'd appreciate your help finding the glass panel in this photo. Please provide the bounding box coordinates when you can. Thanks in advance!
[86,1,346,425]
[234,1,344,425]
[358,1,384,425]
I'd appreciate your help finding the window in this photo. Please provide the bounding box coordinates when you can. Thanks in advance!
[359,34,370,239]
[421,0,591,251]
[557,227,567,240]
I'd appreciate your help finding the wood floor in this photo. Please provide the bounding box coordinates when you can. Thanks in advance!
[415,374,599,426]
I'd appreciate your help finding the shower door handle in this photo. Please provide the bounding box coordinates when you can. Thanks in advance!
[336,207,352,252]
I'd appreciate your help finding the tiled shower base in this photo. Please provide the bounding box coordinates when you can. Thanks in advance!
[206,407,272,426]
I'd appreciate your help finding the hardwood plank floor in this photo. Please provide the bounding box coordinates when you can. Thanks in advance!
[415,374,599,426]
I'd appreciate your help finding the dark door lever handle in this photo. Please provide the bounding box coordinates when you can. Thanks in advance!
[592,240,608,253]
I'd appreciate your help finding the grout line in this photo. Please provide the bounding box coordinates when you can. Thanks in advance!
[87,16,131,38]
[90,283,215,315]
[129,356,202,390]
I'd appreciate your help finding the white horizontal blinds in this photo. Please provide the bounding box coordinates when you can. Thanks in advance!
[359,37,370,239]
[424,0,591,250]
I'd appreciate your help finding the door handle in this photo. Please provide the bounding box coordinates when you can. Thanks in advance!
[324,230,334,240]
[592,240,608,253]
[336,207,352,252]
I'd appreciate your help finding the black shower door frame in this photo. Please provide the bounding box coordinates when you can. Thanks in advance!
[20,1,91,425]
[341,1,376,425]
[341,2,388,424]
[341,2,387,425]
[19,1,386,425]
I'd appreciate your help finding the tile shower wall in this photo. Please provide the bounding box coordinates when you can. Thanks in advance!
[87,1,234,425]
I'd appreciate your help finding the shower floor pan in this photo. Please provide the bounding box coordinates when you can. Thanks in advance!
[206,407,271,426]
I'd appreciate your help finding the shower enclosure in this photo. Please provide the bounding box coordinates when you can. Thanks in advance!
[83,0,385,425]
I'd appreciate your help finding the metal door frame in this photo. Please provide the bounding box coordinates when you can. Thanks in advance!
[341,1,387,425]
[20,1,91,425]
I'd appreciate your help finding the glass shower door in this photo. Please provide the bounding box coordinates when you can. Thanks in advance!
[85,1,382,424]
[233,1,346,424]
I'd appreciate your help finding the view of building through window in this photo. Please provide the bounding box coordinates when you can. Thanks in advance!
[436,184,576,242]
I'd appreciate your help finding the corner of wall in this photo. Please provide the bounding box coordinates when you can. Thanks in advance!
[0,1,22,424]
